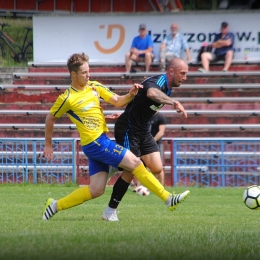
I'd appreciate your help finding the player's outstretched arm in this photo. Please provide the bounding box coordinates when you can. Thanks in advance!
[173,101,187,118]
[108,83,143,107]
[147,87,187,118]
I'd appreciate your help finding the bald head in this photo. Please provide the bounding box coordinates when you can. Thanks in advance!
[168,58,188,71]
[166,58,188,88]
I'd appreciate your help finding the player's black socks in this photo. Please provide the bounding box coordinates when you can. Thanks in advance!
[108,176,130,209]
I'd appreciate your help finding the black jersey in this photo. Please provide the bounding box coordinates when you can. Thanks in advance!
[116,74,172,132]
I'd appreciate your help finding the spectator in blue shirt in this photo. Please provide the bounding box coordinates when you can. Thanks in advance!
[159,23,191,71]
[198,22,235,72]
[125,23,154,72]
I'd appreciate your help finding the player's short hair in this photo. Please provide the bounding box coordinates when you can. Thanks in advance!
[67,52,89,73]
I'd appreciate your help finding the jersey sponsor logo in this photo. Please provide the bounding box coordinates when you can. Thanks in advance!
[82,116,101,132]
[94,24,125,54]
[81,103,94,112]
[150,104,163,111]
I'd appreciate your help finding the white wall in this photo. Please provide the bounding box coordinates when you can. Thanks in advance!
[33,12,260,62]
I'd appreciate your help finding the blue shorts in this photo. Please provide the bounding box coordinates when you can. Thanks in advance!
[82,133,127,176]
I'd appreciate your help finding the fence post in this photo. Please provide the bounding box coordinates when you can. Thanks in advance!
[170,139,175,186]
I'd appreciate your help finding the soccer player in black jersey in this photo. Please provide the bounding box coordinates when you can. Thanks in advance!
[103,58,189,221]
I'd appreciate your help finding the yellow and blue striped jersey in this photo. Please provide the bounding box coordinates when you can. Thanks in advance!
[50,80,115,145]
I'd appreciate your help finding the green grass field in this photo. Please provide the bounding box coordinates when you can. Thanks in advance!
[0,185,259,260]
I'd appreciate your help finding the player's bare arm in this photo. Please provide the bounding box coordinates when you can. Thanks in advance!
[42,113,57,162]
[108,84,143,107]
[147,87,187,118]
[147,87,174,105]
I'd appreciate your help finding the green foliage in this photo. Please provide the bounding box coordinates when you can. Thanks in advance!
[0,17,33,67]
[0,185,259,260]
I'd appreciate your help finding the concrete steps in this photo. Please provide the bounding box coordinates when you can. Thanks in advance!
[0,115,70,124]
[12,73,260,85]
[0,128,115,139]
[1,115,258,126]
[2,63,260,138]
[0,103,52,110]
[0,91,60,103]
[0,67,28,84]
[28,64,260,73]
[2,90,260,103]
[0,125,258,138]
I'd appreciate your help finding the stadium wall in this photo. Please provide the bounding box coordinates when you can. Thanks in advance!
[33,11,260,63]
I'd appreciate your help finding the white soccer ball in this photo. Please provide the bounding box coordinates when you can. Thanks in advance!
[135,185,150,196]
[243,185,260,210]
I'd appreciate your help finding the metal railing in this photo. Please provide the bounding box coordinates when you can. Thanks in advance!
[1,137,260,187]
[172,138,260,187]
[0,138,76,184]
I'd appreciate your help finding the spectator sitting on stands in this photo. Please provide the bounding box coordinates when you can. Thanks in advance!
[125,23,154,72]
[198,22,235,73]
[159,23,192,72]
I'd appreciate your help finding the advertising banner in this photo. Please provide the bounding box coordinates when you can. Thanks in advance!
[33,12,260,63]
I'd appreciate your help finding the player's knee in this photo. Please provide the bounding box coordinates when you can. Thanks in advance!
[154,168,163,175]
[89,186,105,198]
[132,157,143,168]
[149,166,163,175]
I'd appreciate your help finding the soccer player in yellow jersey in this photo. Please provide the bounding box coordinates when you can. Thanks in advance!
[42,52,190,221]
